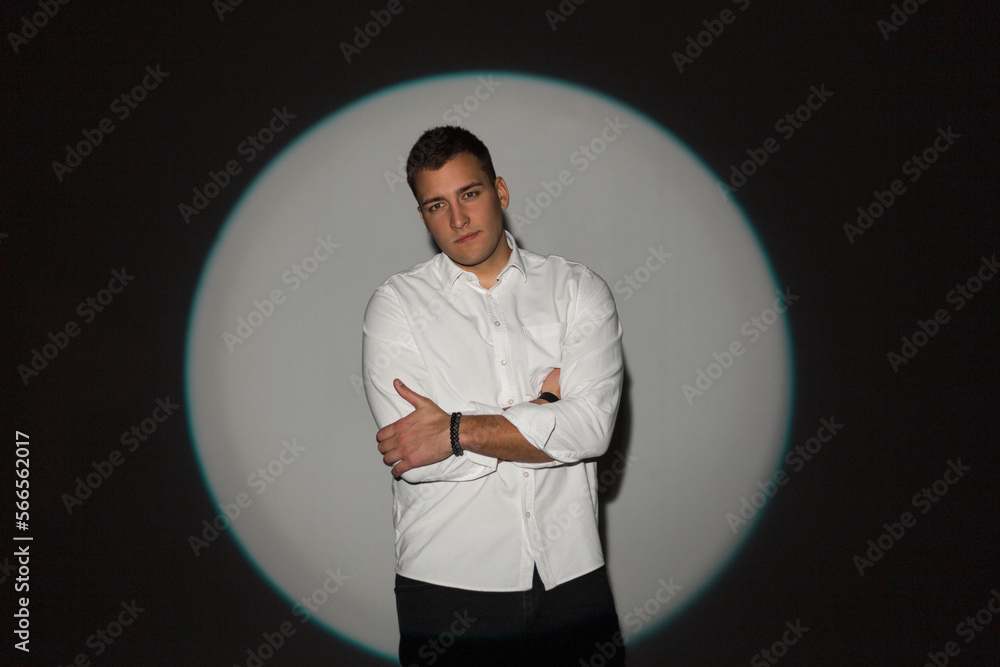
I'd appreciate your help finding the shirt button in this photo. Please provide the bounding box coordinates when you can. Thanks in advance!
[487,294,494,300]
[494,320,500,327]
[507,399,514,406]
[500,359,507,366]
[523,471,529,478]
[525,512,531,518]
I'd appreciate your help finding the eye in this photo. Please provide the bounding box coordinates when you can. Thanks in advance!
[462,190,479,200]
[427,202,444,212]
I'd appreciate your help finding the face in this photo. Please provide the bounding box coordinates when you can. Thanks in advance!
[413,153,510,283]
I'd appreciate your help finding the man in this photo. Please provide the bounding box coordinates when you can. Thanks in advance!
[362,126,626,666]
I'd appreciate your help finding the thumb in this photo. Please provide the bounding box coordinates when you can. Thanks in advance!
[394,379,426,407]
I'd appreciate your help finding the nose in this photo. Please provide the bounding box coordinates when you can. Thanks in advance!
[450,200,470,229]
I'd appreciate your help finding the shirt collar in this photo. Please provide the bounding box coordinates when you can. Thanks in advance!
[437,230,528,292]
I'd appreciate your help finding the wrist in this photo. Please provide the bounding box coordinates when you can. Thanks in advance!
[456,413,489,455]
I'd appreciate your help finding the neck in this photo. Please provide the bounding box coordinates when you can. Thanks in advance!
[469,237,512,289]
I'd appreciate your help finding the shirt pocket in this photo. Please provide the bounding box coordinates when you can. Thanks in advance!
[523,322,566,373]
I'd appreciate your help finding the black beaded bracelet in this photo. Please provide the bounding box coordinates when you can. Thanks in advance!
[450,412,463,457]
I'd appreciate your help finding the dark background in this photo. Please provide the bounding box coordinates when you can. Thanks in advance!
[2,1,998,665]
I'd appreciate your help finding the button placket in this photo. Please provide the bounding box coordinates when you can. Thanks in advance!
[484,286,517,408]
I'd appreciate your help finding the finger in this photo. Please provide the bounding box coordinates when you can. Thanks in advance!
[393,379,427,407]
[379,436,401,459]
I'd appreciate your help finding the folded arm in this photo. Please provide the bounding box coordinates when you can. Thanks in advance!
[502,270,624,466]
[363,269,623,481]
[362,286,503,483]
[375,370,563,478]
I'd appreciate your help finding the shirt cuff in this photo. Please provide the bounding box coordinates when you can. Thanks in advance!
[502,402,557,458]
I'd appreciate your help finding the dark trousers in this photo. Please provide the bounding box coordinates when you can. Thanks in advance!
[395,565,626,666]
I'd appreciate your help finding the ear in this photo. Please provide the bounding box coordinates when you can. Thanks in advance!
[494,176,509,210]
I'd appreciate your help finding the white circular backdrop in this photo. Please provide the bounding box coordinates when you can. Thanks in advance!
[186,73,792,659]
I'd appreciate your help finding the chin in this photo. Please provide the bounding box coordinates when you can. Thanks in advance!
[451,252,487,268]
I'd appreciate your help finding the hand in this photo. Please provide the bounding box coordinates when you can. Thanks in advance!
[376,379,453,479]
[503,368,561,411]
[540,367,561,400]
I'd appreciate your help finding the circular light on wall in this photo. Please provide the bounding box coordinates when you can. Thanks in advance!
[186,72,793,659]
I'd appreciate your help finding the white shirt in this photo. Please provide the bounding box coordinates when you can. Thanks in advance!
[362,232,624,591]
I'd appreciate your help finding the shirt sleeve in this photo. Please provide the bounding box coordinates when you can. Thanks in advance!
[503,269,624,466]
[362,284,499,484]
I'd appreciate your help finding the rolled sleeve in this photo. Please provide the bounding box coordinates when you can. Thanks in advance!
[502,403,561,469]
[511,270,624,466]
[362,285,498,484]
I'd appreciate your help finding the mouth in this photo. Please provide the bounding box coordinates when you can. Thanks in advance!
[455,231,479,244]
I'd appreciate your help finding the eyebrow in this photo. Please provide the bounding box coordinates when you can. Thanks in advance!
[419,180,484,208]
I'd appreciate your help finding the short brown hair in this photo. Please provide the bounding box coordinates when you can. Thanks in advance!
[405,126,497,198]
